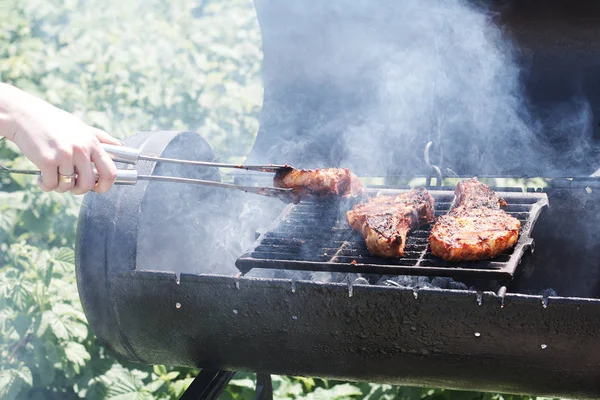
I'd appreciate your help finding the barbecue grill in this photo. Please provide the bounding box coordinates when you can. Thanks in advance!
[236,190,547,282]
[75,0,600,399]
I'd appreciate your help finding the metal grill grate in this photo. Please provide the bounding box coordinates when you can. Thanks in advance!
[236,188,549,281]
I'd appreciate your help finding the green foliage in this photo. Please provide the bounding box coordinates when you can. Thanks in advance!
[0,0,568,399]
[0,0,263,164]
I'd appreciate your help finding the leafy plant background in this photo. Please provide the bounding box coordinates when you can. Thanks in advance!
[0,0,563,399]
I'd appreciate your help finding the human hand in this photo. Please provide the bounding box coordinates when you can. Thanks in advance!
[0,83,122,194]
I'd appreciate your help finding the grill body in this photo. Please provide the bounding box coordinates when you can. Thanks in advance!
[110,273,600,399]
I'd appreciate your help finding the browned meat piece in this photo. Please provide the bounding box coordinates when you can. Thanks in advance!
[346,188,435,257]
[429,178,520,261]
[453,178,507,209]
[273,168,363,201]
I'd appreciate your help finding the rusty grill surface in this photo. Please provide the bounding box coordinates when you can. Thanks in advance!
[236,188,549,281]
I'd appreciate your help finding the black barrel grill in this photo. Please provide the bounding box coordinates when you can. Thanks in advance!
[76,1,600,399]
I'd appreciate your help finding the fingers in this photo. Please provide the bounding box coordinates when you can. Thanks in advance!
[92,128,123,146]
[90,145,117,194]
[35,127,121,195]
[38,149,65,192]
[56,158,76,194]
[70,146,95,195]
[90,128,120,193]
[39,163,59,192]
[38,144,116,195]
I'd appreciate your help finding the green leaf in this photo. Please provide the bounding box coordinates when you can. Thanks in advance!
[83,382,108,400]
[153,365,167,376]
[0,208,19,233]
[64,342,91,373]
[272,375,305,398]
[69,321,88,340]
[13,313,31,337]
[0,366,33,400]
[143,379,164,393]
[42,258,54,286]
[168,377,194,398]
[0,369,27,400]
[229,377,255,389]
[105,378,137,397]
[16,366,33,387]
[98,363,135,386]
[30,338,57,386]
[35,310,51,336]
[37,357,56,386]
[105,377,154,400]
[8,171,34,189]
[0,192,28,210]
[45,340,60,366]
[53,247,75,265]
[219,391,236,400]
[50,247,76,274]
[163,371,180,381]
[130,369,149,381]
[10,282,32,311]
[53,303,86,323]
[362,383,400,399]
[300,383,363,399]
[48,311,68,340]
[293,376,316,391]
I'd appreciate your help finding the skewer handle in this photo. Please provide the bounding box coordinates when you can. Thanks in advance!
[90,168,138,185]
[113,169,138,185]
[102,144,140,164]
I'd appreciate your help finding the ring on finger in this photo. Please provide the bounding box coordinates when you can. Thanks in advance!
[58,171,77,184]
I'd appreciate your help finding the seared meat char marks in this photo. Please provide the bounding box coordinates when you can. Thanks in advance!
[346,188,435,257]
[429,178,520,262]
[273,168,363,202]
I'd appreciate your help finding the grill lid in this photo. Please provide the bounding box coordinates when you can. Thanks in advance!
[236,189,548,281]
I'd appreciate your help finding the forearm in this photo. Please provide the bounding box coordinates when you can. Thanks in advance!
[0,82,34,142]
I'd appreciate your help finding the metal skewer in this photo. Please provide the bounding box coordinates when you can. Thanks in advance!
[0,138,294,201]
[101,144,292,173]
[134,174,293,199]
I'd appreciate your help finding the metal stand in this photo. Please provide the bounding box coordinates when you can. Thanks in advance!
[179,370,273,400]
[179,370,236,400]
[255,373,273,400]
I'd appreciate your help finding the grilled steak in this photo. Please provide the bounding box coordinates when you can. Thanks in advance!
[429,178,520,261]
[346,188,435,257]
[273,168,363,201]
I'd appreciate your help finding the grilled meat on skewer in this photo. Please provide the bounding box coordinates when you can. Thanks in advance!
[273,168,363,201]
[346,188,435,257]
[429,178,520,261]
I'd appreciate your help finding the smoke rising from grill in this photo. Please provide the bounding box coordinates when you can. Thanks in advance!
[249,0,596,176]
[339,0,539,176]
[134,0,595,294]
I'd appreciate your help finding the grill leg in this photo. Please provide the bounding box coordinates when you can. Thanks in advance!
[179,369,236,400]
[255,373,273,400]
